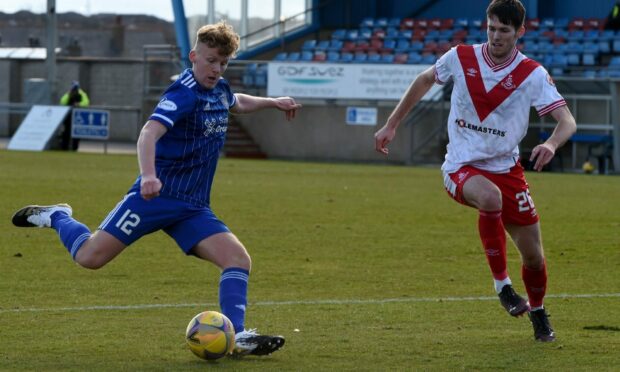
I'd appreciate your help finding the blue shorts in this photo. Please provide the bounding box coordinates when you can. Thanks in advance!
[98,192,230,254]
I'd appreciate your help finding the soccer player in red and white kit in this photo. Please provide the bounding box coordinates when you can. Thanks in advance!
[374,0,576,342]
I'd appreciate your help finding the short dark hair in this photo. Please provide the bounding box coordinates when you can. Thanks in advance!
[486,0,526,30]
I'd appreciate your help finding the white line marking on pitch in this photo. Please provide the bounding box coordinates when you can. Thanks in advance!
[1,293,619,314]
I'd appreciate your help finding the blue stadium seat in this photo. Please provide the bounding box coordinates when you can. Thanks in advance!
[565,41,582,53]
[407,52,423,64]
[555,18,569,28]
[582,69,597,78]
[385,27,399,40]
[523,41,539,53]
[331,29,346,40]
[327,51,340,62]
[455,18,469,28]
[421,54,437,64]
[287,52,301,62]
[549,53,568,68]
[354,53,368,63]
[301,40,316,51]
[388,18,401,27]
[608,56,620,69]
[273,52,287,61]
[315,40,330,51]
[599,30,615,42]
[613,40,620,53]
[566,53,580,66]
[367,53,381,63]
[537,41,554,54]
[582,54,596,66]
[359,28,373,40]
[339,52,354,63]
[327,40,343,52]
[583,41,599,54]
[398,29,413,41]
[567,30,584,42]
[382,39,396,52]
[522,29,541,42]
[381,54,395,64]
[360,17,374,28]
[346,29,360,41]
[300,51,313,61]
[394,40,411,53]
[410,41,424,52]
[599,41,611,54]
[375,18,388,28]
[551,67,564,76]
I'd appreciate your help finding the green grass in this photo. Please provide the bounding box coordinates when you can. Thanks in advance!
[0,150,619,371]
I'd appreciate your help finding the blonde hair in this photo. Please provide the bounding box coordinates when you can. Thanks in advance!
[194,21,240,57]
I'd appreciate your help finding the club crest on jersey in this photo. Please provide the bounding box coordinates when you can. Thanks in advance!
[466,68,478,77]
[219,93,229,108]
[546,73,555,86]
[501,74,515,90]
[157,98,177,111]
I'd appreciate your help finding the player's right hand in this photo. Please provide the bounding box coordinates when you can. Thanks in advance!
[374,125,396,155]
[140,175,162,200]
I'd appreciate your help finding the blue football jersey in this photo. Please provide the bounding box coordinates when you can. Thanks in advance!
[129,68,236,207]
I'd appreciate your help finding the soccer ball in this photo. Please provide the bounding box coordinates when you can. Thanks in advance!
[185,311,235,360]
[582,161,594,174]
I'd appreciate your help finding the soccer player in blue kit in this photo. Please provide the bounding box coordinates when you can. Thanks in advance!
[12,22,301,356]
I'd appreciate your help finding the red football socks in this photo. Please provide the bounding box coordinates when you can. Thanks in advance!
[522,262,547,308]
[478,210,508,280]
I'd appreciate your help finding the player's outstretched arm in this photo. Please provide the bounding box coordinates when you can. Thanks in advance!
[231,93,302,121]
[137,120,168,200]
[375,66,436,155]
[529,105,577,171]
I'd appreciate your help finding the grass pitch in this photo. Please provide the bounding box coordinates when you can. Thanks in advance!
[0,150,619,371]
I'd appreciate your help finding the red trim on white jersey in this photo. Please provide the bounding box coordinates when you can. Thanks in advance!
[537,99,567,116]
[457,45,540,122]
[482,43,518,72]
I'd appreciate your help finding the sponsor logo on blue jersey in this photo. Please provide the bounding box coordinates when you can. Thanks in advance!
[157,98,178,111]
[203,114,228,136]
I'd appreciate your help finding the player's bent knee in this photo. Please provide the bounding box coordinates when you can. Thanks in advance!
[225,250,251,270]
[477,190,502,211]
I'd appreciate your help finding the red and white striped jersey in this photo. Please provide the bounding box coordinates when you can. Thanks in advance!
[434,43,566,173]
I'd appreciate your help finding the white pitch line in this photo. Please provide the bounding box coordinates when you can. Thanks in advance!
[1,293,619,314]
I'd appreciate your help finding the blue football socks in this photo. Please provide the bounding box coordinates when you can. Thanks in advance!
[219,267,249,334]
[50,211,91,260]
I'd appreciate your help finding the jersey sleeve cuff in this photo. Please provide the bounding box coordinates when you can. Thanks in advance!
[537,99,566,117]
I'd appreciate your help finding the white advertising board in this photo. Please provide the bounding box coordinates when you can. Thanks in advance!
[267,62,442,100]
[346,107,378,126]
[8,105,70,151]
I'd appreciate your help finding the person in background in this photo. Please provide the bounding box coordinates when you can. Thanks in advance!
[374,0,576,342]
[605,1,620,30]
[59,80,90,150]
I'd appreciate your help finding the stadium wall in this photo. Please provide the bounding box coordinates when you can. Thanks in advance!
[0,58,145,141]
[235,102,446,164]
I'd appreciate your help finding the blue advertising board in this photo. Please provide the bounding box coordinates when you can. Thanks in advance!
[71,109,110,140]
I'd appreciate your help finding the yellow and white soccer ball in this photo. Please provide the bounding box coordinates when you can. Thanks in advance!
[185,311,235,360]
[582,161,594,174]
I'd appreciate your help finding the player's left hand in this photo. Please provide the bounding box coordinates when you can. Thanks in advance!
[273,97,302,121]
[530,142,556,172]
